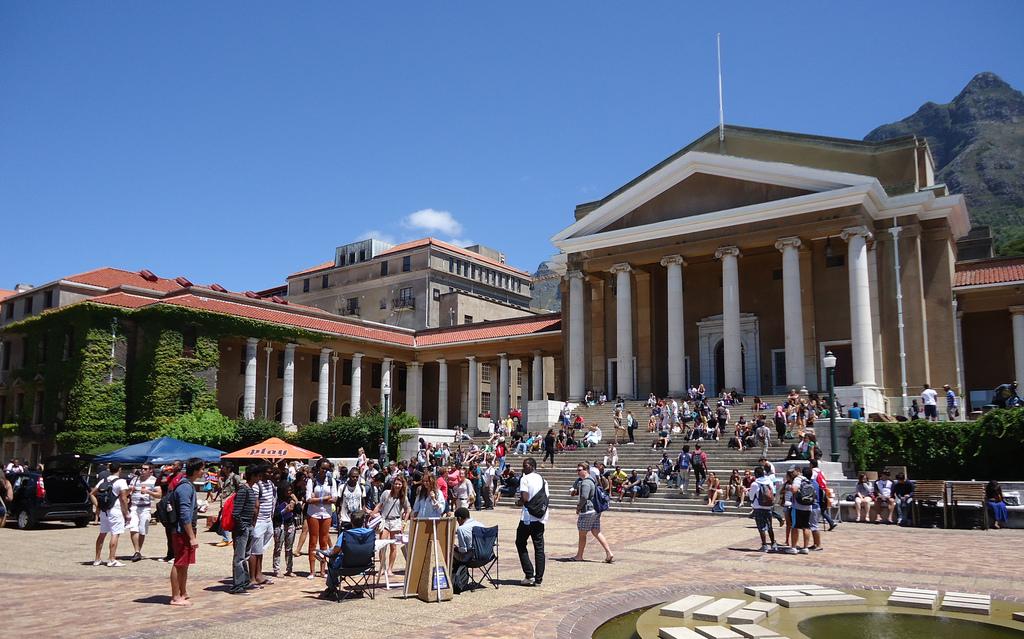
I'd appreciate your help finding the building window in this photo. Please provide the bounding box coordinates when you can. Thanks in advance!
[464,315,473,324]
[371,363,382,389]
[4,303,12,320]
[14,392,24,422]
[43,290,54,309]
[448,258,454,273]
[349,253,356,265]
[182,326,197,358]
[277,351,285,379]
[346,297,359,315]
[274,398,283,422]
[32,390,44,424]
[359,249,366,261]
[397,367,407,392]
[24,296,33,316]
[62,329,74,361]
[312,355,320,383]
[178,389,194,413]
[2,342,11,371]
[516,368,522,387]
[379,298,387,310]
[433,289,440,301]
[20,337,28,368]
[37,336,46,364]
[343,359,353,385]
[397,287,414,308]
[381,261,389,277]
[481,364,491,383]
[321,274,329,289]
[480,392,491,412]
[309,401,319,423]
[825,255,845,268]
[402,256,411,272]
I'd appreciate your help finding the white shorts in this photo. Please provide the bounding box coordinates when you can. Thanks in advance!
[251,520,274,555]
[127,505,152,535]
[100,509,126,534]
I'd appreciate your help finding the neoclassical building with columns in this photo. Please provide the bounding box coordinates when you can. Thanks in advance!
[552,126,971,415]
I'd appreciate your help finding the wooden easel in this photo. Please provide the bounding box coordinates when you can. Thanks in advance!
[402,516,456,602]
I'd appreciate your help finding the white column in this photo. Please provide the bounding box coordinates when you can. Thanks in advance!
[498,353,510,418]
[262,344,273,418]
[520,357,530,428]
[841,226,876,386]
[330,353,339,417]
[466,356,478,428]
[715,246,743,392]
[532,350,543,401]
[281,343,296,429]
[1012,307,1024,384]
[567,270,586,400]
[350,352,363,416]
[407,362,423,421]
[610,263,634,399]
[775,237,806,389]
[380,357,392,408]
[437,358,448,428]
[243,337,258,420]
[316,348,331,422]
[661,255,686,396]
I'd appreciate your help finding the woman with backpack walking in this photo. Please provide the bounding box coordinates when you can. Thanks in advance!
[569,463,614,563]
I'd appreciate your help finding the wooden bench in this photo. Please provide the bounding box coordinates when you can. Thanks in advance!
[950,483,989,530]
[912,480,948,529]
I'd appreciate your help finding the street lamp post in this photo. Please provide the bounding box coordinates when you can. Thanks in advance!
[382,368,392,466]
[824,350,839,463]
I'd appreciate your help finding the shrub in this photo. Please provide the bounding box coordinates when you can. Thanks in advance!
[234,418,286,448]
[848,408,1024,480]
[157,409,238,450]
[293,409,415,459]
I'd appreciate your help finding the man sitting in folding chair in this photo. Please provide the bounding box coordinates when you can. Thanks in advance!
[451,507,499,593]
[320,511,378,601]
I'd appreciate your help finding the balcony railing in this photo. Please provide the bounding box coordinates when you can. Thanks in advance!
[392,297,416,310]
[340,305,361,316]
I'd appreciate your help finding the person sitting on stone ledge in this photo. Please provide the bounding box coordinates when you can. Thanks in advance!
[726,469,744,506]
[705,471,723,507]
[610,466,628,502]
[872,470,896,524]
[986,480,1010,529]
[892,473,915,526]
[853,473,874,523]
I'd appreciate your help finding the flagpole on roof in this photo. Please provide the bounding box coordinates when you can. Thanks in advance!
[717,32,725,148]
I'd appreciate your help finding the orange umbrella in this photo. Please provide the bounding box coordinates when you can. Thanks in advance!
[222,437,322,463]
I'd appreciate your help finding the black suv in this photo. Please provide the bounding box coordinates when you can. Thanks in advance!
[6,454,94,529]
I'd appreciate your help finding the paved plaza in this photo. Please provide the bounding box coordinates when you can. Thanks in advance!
[4,507,1023,638]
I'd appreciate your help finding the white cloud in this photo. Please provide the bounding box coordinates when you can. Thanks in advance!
[445,237,475,248]
[403,208,463,237]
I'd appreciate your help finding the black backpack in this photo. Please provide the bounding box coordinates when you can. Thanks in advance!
[95,477,117,512]
[797,479,817,506]
[525,480,548,519]
[156,490,179,526]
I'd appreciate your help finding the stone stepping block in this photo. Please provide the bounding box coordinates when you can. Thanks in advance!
[693,599,748,622]
[744,584,822,596]
[659,628,705,639]
[694,626,744,639]
[731,623,783,638]
[944,592,991,602]
[800,588,845,596]
[777,594,865,608]
[940,599,991,615]
[743,601,780,615]
[1013,611,1024,622]
[759,590,805,603]
[888,595,938,610]
[894,587,939,596]
[661,595,717,619]
[726,608,766,625]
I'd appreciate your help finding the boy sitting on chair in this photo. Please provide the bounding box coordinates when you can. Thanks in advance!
[321,510,373,598]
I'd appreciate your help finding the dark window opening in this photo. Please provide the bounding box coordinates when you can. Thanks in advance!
[371,363,382,389]
[62,329,74,361]
[32,390,44,425]
[402,256,411,272]
[43,290,54,309]
[397,367,407,392]
[433,289,441,301]
[179,389,194,413]
[343,359,353,385]
[24,297,33,315]
[4,303,13,319]
[825,255,845,268]
[772,269,783,281]
[182,326,198,358]
[464,315,473,324]
[321,274,329,289]
[302,278,310,293]
[380,261,389,277]
[312,355,321,383]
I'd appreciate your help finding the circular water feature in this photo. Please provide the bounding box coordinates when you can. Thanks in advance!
[592,606,650,639]
[798,612,1024,639]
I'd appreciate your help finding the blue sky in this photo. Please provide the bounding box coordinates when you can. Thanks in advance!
[2,2,1022,291]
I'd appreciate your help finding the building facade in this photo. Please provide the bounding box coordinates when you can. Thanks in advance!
[285,238,535,330]
[552,126,970,415]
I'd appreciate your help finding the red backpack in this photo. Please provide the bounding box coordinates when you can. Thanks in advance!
[220,493,237,532]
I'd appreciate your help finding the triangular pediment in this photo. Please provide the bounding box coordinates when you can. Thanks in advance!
[552,151,879,245]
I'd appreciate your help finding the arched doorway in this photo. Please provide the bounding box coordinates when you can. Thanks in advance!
[714,339,746,395]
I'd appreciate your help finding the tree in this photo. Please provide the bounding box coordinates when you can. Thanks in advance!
[234,418,286,448]
[158,409,237,450]
[293,409,414,459]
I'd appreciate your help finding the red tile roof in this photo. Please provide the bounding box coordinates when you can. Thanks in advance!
[0,289,15,302]
[379,238,532,277]
[88,292,162,309]
[64,267,184,293]
[954,257,1024,287]
[415,314,561,346]
[288,261,334,278]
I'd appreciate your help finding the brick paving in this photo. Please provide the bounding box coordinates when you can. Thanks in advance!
[2,507,1022,638]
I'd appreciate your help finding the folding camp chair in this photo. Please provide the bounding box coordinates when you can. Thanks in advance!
[465,525,499,590]
[321,528,379,601]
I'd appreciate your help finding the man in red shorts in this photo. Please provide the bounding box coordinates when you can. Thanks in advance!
[169,458,205,606]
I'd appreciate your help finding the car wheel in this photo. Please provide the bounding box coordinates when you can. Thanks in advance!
[74,518,89,528]
[16,510,34,530]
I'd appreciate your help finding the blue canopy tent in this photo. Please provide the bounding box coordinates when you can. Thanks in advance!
[94,437,224,464]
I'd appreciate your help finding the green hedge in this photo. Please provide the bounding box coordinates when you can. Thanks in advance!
[849,408,1024,480]
[292,409,416,459]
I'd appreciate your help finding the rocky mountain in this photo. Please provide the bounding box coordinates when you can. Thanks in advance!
[865,72,1024,254]
[530,259,562,311]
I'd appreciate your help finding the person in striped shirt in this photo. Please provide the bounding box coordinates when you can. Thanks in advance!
[249,464,277,587]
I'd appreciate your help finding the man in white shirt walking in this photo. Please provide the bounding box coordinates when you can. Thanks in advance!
[515,457,548,587]
[921,384,939,422]
[91,462,130,567]
[127,464,161,562]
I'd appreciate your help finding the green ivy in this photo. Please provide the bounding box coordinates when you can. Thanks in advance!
[292,409,416,459]
[848,409,1024,480]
